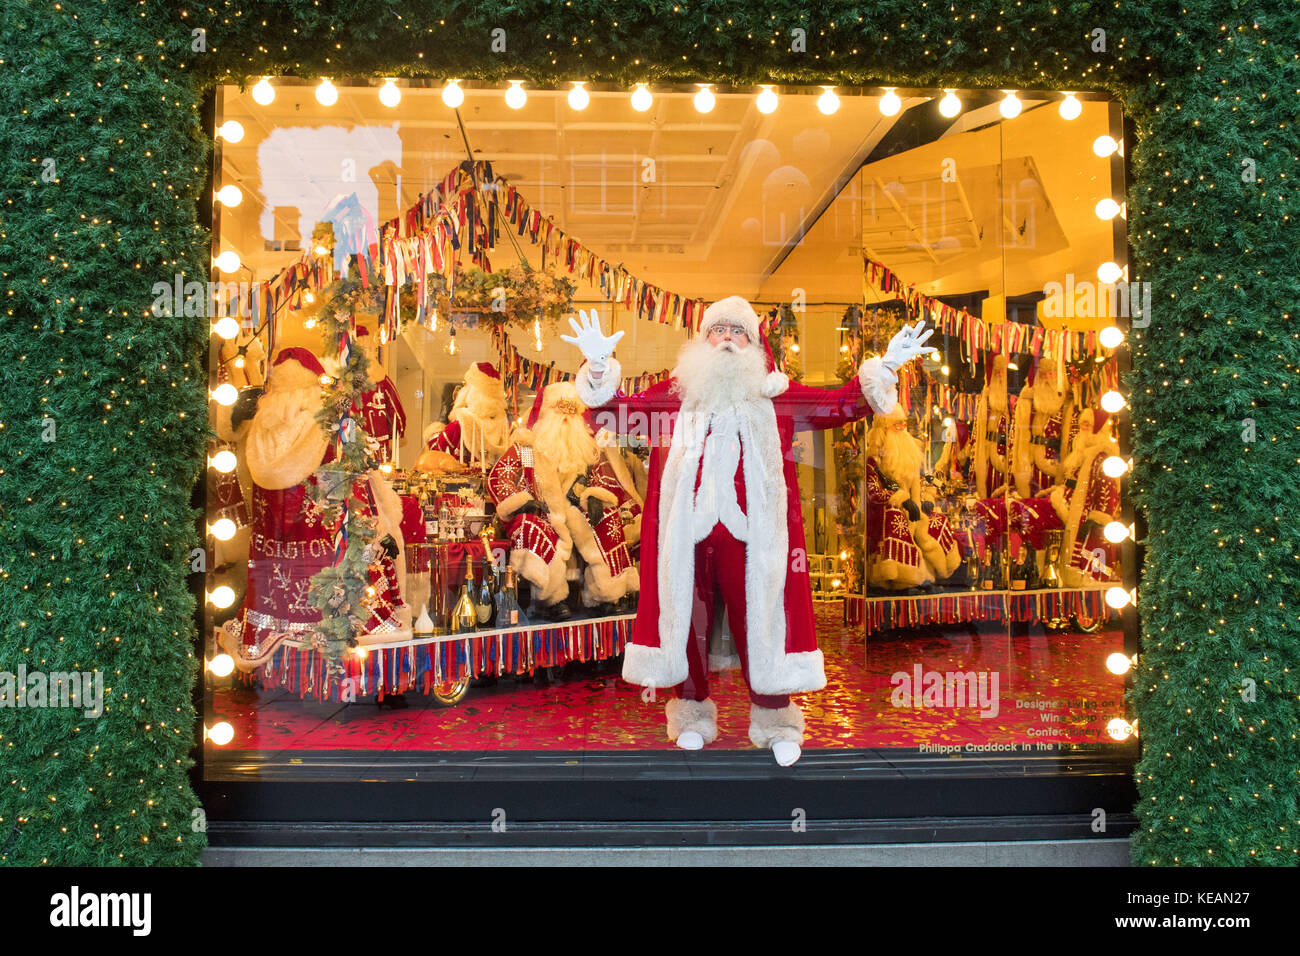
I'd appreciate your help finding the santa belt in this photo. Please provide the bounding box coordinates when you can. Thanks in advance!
[1064,477,1078,490]
[1030,435,1060,451]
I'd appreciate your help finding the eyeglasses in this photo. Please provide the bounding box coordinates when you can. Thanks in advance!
[708,325,750,339]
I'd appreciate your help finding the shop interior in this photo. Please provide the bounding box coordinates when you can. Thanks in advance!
[203,80,1137,771]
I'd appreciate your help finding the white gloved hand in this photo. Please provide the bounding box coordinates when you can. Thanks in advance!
[882,320,936,372]
[560,309,624,380]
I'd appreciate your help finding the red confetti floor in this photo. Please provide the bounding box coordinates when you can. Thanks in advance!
[211,604,1131,754]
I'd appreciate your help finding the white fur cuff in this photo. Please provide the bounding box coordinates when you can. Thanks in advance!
[495,491,534,519]
[859,356,899,416]
[576,358,622,408]
[748,702,805,748]
[761,371,790,398]
[666,697,718,744]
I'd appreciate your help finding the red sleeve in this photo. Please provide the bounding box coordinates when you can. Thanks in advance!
[382,378,406,436]
[586,379,680,441]
[427,419,461,452]
[773,374,873,432]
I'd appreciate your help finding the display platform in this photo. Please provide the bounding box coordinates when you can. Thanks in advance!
[210,604,1126,759]
[843,586,1111,635]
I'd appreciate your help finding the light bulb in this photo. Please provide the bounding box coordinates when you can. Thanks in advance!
[313,244,329,257]
[303,318,316,330]
[210,450,237,473]
[756,85,778,114]
[1093,135,1119,157]
[1100,390,1126,414]
[1106,718,1133,741]
[1102,455,1128,478]
[1103,521,1129,543]
[378,79,401,108]
[1105,652,1133,675]
[212,383,239,406]
[208,585,236,609]
[939,90,961,118]
[207,722,235,746]
[379,463,393,474]
[790,343,800,353]
[999,91,1022,118]
[215,184,242,207]
[1059,93,1082,120]
[630,83,653,112]
[1097,261,1123,283]
[567,82,589,111]
[318,374,332,386]
[879,88,901,116]
[210,518,237,541]
[215,250,241,274]
[1095,197,1121,220]
[233,356,245,369]
[941,365,950,376]
[251,78,275,106]
[1099,325,1124,349]
[208,654,235,678]
[505,81,527,109]
[315,79,338,106]
[214,316,240,339]
[817,87,840,115]
[1105,586,1131,610]
[694,84,715,113]
[304,291,315,304]
[217,120,244,143]
[442,80,465,109]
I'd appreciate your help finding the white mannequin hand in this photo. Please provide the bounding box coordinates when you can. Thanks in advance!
[560,309,624,378]
[882,320,936,372]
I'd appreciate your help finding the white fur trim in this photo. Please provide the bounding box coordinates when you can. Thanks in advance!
[858,356,898,415]
[581,561,639,605]
[748,702,805,748]
[579,486,619,508]
[576,358,621,408]
[666,697,718,745]
[761,371,790,398]
[509,543,570,605]
[495,491,534,520]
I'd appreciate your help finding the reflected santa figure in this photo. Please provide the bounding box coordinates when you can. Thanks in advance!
[565,298,932,765]
[417,361,510,475]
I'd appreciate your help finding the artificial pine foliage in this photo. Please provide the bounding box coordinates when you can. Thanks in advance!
[0,0,1294,865]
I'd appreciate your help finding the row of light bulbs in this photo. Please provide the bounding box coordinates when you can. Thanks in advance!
[223,78,1093,122]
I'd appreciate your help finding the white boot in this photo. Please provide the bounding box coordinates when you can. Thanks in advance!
[749,702,805,763]
[772,740,802,767]
[665,697,718,747]
[676,730,705,751]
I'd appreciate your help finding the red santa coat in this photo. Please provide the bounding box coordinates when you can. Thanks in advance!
[354,376,405,462]
[579,357,896,695]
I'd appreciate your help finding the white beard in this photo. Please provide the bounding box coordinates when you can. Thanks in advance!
[671,338,768,413]
[869,428,925,487]
[531,410,599,491]
[249,384,321,459]
[451,384,510,458]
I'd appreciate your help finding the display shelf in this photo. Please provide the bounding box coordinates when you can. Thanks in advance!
[841,585,1112,634]
[233,613,634,703]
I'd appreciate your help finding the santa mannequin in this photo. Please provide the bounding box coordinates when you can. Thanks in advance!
[485,380,640,619]
[1011,357,1076,499]
[565,299,931,765]
[352,326,406,463]
[1049,409,1122,587]
[215,347,411,669]
[862,405,962,589]
[972,354,1015,500]
[416,361,511,475]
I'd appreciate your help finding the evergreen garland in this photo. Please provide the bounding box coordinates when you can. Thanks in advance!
[0,0,1293,866]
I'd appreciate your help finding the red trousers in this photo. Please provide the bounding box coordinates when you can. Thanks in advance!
[675,523,791,709]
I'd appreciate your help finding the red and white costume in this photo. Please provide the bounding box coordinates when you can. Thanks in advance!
[352,326,406,463]
[422,361,510,473]
[861,407,962,589]
[1049,409,1121,587]
[1012,358,1076,499]
[486,382,639,608]
[575,297,901,750]
[216,348,410,670]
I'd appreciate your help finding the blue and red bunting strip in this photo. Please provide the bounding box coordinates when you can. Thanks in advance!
[842,588,1110,636]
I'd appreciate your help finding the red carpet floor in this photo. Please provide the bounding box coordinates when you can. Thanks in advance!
[210,604,1128,752]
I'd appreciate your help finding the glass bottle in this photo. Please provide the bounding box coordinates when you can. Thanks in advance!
[451,563,477,633]
[475,559,496,628]
[438,500,451,543]
[980,550,994,590]
[496,567,525,628]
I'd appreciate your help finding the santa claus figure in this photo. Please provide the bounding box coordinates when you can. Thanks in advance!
[352,326,406,464]
[1011,357,1076,499]
[215,347,411,670]
[972,354,1015,500]
[416,361,511,475]
[862,405,962,590]
[1049,409,1122,587]
[486,380,640,620]
[565,298,931,765]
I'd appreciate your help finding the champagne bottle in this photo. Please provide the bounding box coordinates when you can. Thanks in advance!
[496,567,525,628]
[451,563,477,633]
[475,562,496,627]
[1010,545,1027,590]
[980,550,994,590]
